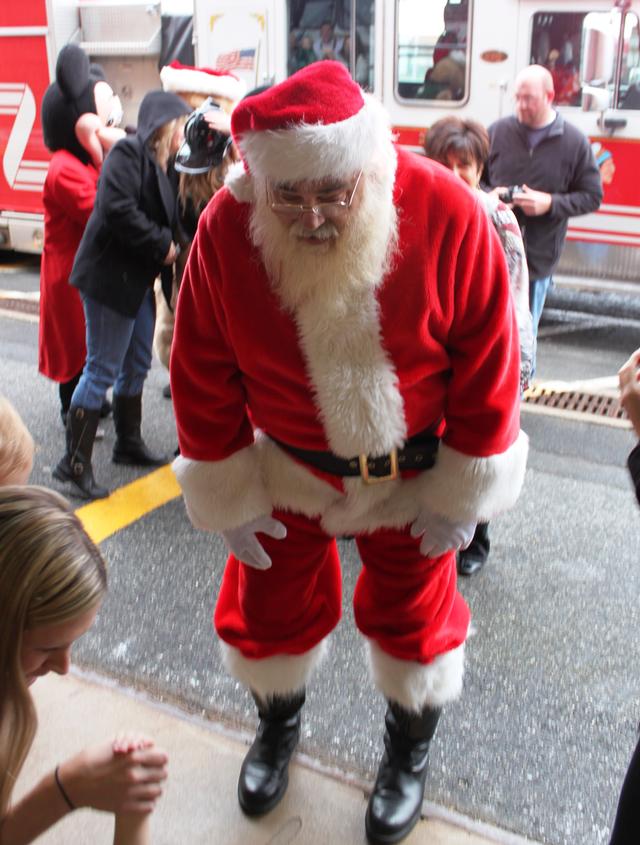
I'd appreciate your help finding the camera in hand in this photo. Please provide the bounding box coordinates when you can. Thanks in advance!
[499,185,523,203]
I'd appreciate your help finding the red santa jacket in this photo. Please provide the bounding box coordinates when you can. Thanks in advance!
[39,150,98,382]
[171,148,528,537]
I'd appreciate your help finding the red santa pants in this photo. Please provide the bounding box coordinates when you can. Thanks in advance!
[214,508,470,666]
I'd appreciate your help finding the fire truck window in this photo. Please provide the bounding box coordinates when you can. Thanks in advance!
[395,0,469,103]
[620,13,640,109]
[287,1,375,90]
[530,12,586,107]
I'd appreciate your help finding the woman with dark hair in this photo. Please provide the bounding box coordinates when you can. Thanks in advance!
[53,90,190,501]
[425,116,534,576]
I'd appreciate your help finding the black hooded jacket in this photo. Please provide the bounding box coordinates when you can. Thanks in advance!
[70,90,190,317]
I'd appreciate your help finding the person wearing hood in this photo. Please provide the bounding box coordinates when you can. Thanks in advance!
[53,90,190,500]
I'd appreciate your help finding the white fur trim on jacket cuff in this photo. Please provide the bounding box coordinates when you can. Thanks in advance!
[416,430,529,524]
[172,447,271,533]
[220,640,328,699]
[367,640,465,711]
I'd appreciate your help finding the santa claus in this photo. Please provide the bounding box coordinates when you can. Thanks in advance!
[171,61,528,844]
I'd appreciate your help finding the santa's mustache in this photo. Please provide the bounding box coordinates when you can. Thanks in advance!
[289,220,339,241]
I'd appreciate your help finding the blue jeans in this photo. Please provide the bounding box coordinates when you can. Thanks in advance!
[530,275,552,337]
[71,290,156,411]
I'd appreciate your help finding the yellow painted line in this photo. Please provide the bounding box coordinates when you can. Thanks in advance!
[76,464,181,544]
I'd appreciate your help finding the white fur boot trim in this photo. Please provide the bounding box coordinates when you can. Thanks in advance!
[367,640,465,712]
[220,640,328,700]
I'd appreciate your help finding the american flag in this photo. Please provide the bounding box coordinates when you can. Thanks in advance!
[215,48,256,71]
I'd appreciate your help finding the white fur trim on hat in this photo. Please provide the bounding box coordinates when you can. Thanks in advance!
[238,93,392,184]
[225,160,255,203]
[367,640,465,711]
[160,65,246,102]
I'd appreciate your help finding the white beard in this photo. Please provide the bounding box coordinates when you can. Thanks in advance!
[248,151,399,314]
[247,145,408,458]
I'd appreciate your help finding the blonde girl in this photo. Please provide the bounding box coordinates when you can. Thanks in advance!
[0,486,168,844]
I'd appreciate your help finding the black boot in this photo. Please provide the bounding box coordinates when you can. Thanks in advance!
[457,521,490,577]
[238,689,305,816]
[365,701,441,845]
[112,393,165,466]
[53,407,109,500]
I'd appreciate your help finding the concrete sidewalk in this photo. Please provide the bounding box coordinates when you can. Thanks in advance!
[15,672,539,845]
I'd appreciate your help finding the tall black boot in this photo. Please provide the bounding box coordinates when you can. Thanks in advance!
[112,393,165,466]
[52,407,109,500]
[238,689,305,816]
[365,700,441,845]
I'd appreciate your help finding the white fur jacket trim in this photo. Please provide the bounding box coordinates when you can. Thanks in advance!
[173,428,528,537]
[172,446,271,532]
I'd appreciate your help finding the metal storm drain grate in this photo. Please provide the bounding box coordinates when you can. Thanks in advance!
[0,295,39,316]
[523,384,629,427]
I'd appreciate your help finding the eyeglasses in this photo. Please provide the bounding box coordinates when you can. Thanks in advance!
[268,170,363,219]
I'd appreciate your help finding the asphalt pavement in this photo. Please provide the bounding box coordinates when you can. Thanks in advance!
[2,256,640,845]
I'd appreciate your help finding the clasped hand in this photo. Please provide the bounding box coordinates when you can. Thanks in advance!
[59,734,168,814]
[410,508,476,558]
[221,515,287,570]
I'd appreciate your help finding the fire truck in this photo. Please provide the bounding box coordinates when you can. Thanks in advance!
[1,0,639,293]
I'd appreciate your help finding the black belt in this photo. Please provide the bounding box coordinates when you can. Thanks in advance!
[270,430,440,484]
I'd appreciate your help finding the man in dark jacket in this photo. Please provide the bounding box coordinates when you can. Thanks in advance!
[484,64,602,340]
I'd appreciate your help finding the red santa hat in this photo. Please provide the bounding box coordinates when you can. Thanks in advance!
[230,61,392,184]
[160,60,246,103]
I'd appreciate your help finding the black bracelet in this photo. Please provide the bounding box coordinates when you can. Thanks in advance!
[54,765,76,811]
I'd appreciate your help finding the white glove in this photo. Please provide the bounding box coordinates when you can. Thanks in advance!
[410,509,476,558]
[221,515,287,570]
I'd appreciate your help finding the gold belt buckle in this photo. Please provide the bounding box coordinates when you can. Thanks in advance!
[358,447,399,484]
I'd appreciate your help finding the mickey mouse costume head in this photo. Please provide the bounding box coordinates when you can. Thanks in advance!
[41,43,125,167]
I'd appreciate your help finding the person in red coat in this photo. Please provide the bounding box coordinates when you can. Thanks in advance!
[39,45,125,426]
[170,62,528,845]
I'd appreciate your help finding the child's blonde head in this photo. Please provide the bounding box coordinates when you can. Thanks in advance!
[0,397,34,486]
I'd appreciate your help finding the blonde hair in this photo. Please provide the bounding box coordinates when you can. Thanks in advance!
[149,116,187,173]
[0,397,34,486]
[0,486,107,816]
